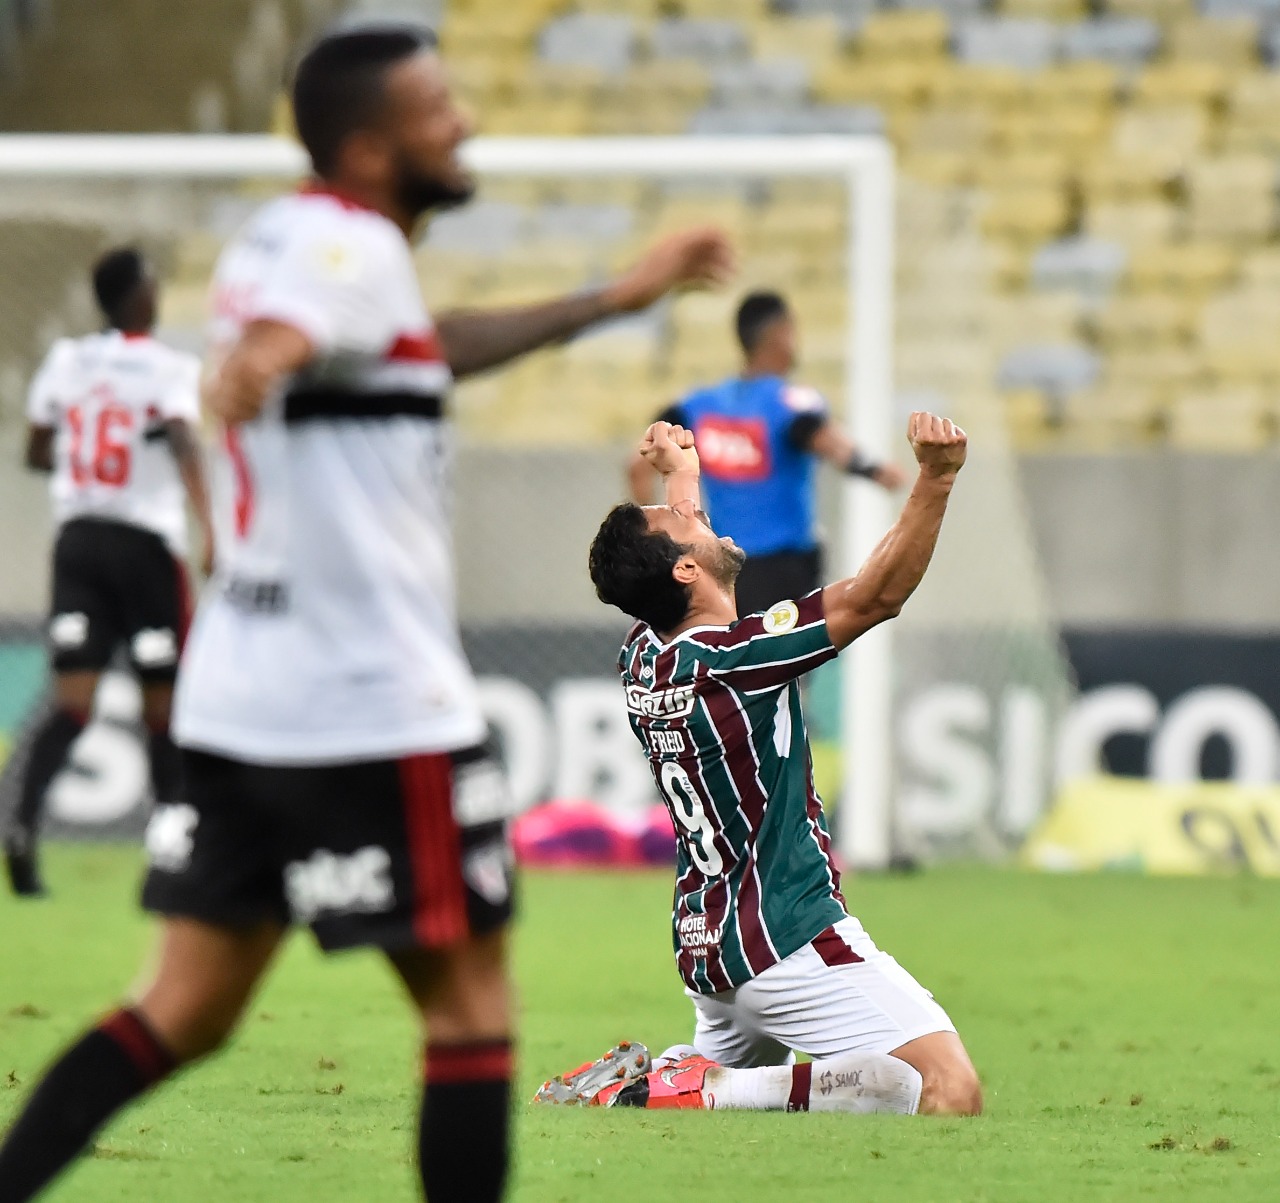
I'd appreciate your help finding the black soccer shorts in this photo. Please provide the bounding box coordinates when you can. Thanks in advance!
[48,516,191,682]
[140,744,515,952]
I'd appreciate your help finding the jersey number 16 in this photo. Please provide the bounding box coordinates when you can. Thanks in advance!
[67,397,133,488]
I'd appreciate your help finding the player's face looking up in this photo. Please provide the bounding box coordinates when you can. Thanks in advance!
[644,504,746,591]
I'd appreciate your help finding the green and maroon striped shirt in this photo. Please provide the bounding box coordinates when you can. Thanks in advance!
[618,589,848,994]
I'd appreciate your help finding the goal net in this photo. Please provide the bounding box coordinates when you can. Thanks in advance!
[0,133,1073,864]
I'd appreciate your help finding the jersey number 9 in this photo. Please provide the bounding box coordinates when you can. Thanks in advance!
[659,761,724,877]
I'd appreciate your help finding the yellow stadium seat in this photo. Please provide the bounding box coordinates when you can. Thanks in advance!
[1127,243,1239,295]
[1103,349,1203,394]
[1088,295,1195,350]
[813,61,934,108]
[854,10,949,59]
[1060,385,1166,450]
[979,188,1072,244]
[929,66,1028,109]
[1184,155,1277,243]
[1199,288,1280,349]
[973,152,1071,191]
[1078,155,1179,203]
[1003,388,1055,450]
[985,293,1084,351]
[1238,247,1280,288]
[1167,17,1260,68]
[1024,62,1119,108]
[1201,345,1280,387]
[899,151,976,189]
[1084,201,1180,246]
[1112,105,1208,166]
[1168,387,1268,450]
[995,107,1111,156]
[896,340,995,392]
[751,14,845,65]
[481,101,591,136]
[620,59,711,105]
[909,109,993,156]
[1131,63,1228,108]
[898,292,985,340]
[1002,0,1087,16]
[511,63,608,102]
[676,0,770,17]
[1106,0,1194,17]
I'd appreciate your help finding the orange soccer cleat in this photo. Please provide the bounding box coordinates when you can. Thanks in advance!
[532,1041,652,1105]
[595,1053,720,1110]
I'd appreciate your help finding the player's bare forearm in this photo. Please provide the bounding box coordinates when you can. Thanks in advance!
[166,419,216,576]
[823,413,966,650]
[640,421,701,512]
[207,320,314,426]
[628,451,659,505]
[435,290,611,379]
[24,425,54,472]
[438,226,734,380]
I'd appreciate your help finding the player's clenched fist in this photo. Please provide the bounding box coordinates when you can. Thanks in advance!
[908,412,967,478]
[640,421,700,477]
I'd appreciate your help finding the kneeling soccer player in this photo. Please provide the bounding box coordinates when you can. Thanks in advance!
[575,416,982,1116]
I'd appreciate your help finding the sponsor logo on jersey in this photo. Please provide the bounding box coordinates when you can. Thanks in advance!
[132,627,178,668]
[145,803,200,872]
[762,600,799,635]
[284,846,394,923]
[49,611,89,648]
[677,913,721,956]
[626,683,696,719]
[694,416,771,482]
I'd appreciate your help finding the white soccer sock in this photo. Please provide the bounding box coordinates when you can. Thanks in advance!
[703,1053,922,1115]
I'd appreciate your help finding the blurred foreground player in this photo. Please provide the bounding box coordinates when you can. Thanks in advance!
[4,247,213,897]
[0,22,731,1203]
[629,291,906,618]
[586,418,982,1115]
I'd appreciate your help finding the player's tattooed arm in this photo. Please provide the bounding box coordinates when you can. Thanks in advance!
[24,424,54,472]
[166,419,216,577]
[436,228,735,379]
[206,320,314,426]
[823,412,966,651]
[639,421,701,514]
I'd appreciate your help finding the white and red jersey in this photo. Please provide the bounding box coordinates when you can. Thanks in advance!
[26,330,201,553]
[173,187,486,765]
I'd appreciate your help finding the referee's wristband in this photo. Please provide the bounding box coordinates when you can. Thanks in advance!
[843,450,883,479]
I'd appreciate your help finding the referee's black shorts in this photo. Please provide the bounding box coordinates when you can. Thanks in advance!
[47,516,191,682]
[734,546,823,618]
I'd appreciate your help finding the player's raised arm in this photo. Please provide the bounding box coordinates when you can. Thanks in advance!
[822,412,966,651]
[435,228,736,380]
[205,319,315,426]
[641,420,701,515]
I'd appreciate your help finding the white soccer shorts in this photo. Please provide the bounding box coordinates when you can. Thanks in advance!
[687,915,957,1068]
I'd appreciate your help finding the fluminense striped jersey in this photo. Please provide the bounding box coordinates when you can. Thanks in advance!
[618,588,849,994]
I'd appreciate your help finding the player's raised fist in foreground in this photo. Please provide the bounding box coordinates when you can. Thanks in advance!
[908,411,967,478]
[639,420,699,477]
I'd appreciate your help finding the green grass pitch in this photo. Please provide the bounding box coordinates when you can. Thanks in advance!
[1,847,1278,1202]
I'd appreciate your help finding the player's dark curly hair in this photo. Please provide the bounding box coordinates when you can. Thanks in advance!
[736,290,789,353]
[589,503,693,633]
[292,22,436,177]
[92,247,146,325]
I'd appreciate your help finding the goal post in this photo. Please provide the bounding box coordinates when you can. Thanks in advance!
[0,132,897,866]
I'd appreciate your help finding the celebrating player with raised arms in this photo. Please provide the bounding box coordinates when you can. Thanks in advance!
[575,416,983,1115]
[0,21,731,1203]
[5,248,213,897]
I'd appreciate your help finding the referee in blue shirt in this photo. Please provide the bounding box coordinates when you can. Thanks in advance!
[630,290,905,617]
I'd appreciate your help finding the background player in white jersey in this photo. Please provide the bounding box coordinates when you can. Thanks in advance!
[4,247,213,897]
[0,23,732,1203]
[578,418,982,1116]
